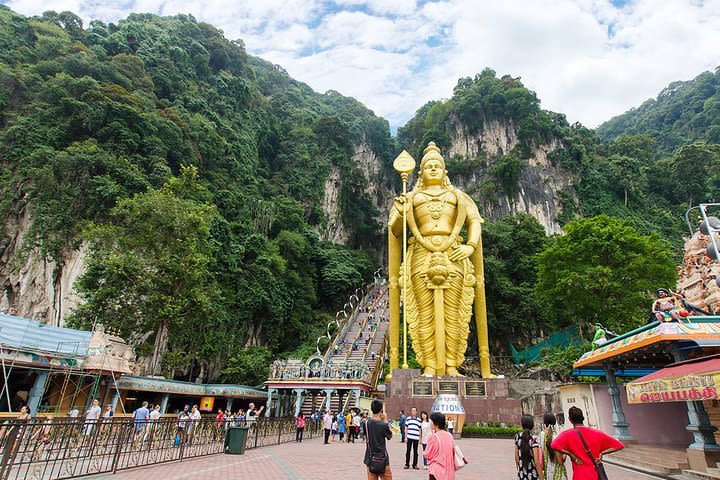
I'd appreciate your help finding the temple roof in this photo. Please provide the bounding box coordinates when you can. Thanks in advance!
[116,375,266,398]
[0,313,91,357]
[573,317,720,370]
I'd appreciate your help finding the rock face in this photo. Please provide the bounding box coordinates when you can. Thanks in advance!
[508,378,562,419]
[0,206,85,326]
[319,137,395,246]
[446,118,574,235]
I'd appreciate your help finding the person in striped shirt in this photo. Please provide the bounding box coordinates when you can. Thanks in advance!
[404,407,422,470]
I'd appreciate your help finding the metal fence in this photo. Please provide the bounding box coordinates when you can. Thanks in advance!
[0,416,320,480]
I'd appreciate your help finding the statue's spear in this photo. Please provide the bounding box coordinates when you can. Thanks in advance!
[393,151,416,370]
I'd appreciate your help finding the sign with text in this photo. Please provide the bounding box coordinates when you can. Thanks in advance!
[627,372,720,404]
[464,381,487,397]
[437,381,459,393]
[431,394,465,414]
[412,381,434,397]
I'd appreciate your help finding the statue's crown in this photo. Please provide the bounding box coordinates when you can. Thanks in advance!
[420,141,445,169]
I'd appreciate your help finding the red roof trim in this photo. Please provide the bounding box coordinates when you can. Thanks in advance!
[629,355,720,384]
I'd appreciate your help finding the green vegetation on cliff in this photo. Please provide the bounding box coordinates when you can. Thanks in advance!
[0,8,386,381]
[598,68,720,153]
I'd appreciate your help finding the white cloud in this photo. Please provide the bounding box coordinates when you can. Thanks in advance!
[5,0,720,129]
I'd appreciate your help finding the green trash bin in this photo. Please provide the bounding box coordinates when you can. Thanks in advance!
[225,426,250,454]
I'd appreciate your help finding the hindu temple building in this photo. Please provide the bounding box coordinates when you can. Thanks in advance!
[569,212,720,477]
[0,313,265,417]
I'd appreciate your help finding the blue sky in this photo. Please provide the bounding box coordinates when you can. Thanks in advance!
[4,0,720,130]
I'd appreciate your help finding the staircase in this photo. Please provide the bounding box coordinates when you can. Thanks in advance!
[329,287,389,374]
[299,391,355,416]
[605,444,689,476]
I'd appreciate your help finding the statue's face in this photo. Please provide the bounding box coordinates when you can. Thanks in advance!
[422,159,445,185]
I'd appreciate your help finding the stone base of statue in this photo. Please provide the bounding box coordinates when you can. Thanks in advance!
[384,369,521,426]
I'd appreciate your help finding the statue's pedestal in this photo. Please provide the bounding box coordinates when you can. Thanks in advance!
[384,369,521,424]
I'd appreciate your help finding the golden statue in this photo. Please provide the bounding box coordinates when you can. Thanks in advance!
[388,142,492,378]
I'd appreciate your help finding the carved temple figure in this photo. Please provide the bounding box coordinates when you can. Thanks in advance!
[388,142,492,377]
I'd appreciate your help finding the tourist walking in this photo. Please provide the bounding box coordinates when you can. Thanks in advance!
[353,410,362,442]
[296,413,306,442]
[420,411,431,469]
[404,407,421,470]
[551,406,624,480]
[187,405,201,446]
[323,410,333,444]
[540,412,568,480]
[363,400,392,480]
[399,410,406,443]
[423,412,456,480]
[147,404,161,443]
[84,399,101,438]
[515,415,544,480]
[132,401,149,439]
[337,412,346,442]
[447,416,454,435]
[246,403,264,421]
[346,411,354,443]
[176,406,190,446]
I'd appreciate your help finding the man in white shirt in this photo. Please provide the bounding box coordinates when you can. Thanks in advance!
[146,404,161,442]
[187,405,201,446]
[323,410,333,444]
[404,407,422,470]
[84,399,101,437]
[353,412,362,442]
[149,404,161,421]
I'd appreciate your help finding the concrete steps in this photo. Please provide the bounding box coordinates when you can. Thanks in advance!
[682,469,720,480]
[607,444,689,475]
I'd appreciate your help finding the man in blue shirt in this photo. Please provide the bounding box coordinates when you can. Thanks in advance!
[404,407,422,470]
[399,410,406,443]
[133,401,150,437]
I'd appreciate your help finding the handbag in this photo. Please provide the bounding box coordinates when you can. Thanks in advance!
[365,421,387,475]
[454,443,468,470]
[574,427,609,480]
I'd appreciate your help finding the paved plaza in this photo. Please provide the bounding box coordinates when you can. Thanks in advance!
[88,436,661,480]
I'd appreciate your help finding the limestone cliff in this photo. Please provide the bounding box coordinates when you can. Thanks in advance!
[446,117,574,235]
[319,137,394,246]
[0,206,84,327]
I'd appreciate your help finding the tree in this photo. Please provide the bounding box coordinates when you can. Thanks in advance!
[535,215,676,333]
[670,142,720,206]
[606,154,647,207]
[482,214,549,346]
[70,167,221,378]
[220,346,273,387]
[608,134,656,164]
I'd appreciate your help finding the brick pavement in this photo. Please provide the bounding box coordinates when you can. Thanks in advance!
[88,436,662,480]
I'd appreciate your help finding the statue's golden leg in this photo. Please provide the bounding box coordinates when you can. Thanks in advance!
[443,270,471,376]
[412,275,435,374]
[434,288,446,377]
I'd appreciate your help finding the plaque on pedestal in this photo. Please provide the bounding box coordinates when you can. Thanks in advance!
[465,381,487,397]
[437,380,459,393]
[412,380,434,397]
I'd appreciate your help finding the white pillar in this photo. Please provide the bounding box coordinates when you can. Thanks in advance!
[323,388,334,412]
[293,389,305,417]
